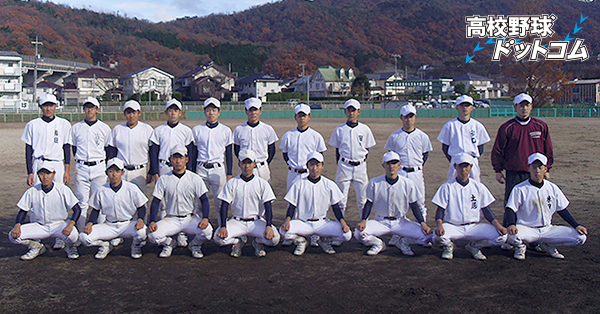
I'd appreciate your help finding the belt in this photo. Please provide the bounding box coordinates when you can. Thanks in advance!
[36,157,60,162]
[341,157,364,166]
[125,164,145,171]
[402,166,421,173]
[107,219,132,223]
[460,222,477,226]
[202,162,222,169]
[289,167,308,174]
[167,214,191,218]
[307,218,324,221]
[159,159,171,166]
[383,216,398,221]
[234,216,257,222]
[76,160,104,166]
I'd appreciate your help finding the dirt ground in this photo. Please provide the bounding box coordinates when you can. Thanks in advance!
[0,115,598,313]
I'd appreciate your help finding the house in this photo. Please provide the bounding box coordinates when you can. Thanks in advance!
[235,73,281,101]
[189,76,232,101]
[121,66,174,101]
[310,66,355,98]
[366,72,403,100]
[0,51,23,109]
[22,80,62,106]
[453,73,501,99]
[174,61,236,101]
[61,67,120,104]
[291,75,311,94]
[561,79,600,104]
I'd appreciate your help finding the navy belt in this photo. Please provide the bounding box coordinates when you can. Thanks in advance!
[76,160,104,166]
[234,216,257,222]
[289,167,307,174]
[202,162,222,169]
[307,218,323,221]
[341,157,364,166]
[402,166,421,173]
[383,216,398,220]
[125,164,145,171]
[36,157,60,162]
[159,159,171,166]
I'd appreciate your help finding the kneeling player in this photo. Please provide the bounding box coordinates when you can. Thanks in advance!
[280,152,352,256]
[506,153,588,260]
[79,158,148,259]
[214,150,280,257]
[147,145,213,258]
[432,153,507,260]
[9,163,81,260]
[354,151,432,256]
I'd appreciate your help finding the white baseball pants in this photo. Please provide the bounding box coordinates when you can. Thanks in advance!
[399,168,428,220]
[354,217,431,246]
[507,225,587,247]
[433,222,507,248]
[147,216,213,246]
[80,220,147,246]
[74,162,107,230]
[214,218,280,246]
[335,161,368,217]
[9,221,79,245]
[280,219,352,243]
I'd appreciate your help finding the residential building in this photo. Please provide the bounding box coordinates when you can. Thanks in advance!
[0,51,23,109]
[22,80,62,106]
[453,73,501,99]
[61,67,120,104]
[385,78,453,98]
[235,73,281,101]
[121,66,174,101]
[174,61,236,101]
[310,66,355,98]
[367,72,403,99]
[561,79,600,104]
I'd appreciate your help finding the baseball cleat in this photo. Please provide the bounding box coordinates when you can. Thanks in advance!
[94,241,113,259]
[65,244,79,260]
[538,243,565,259]
[293,238,307,256]
[318,238,335,254]
[441,242,454,260]
[177,233,188,247]
[281,239,294,246]
[53,238,66,250]
[421,242,433,248]
[513,244,527,260]
[395,238,414,256]
[131,242,143,259]
[230,238,244,258]
[189,244,204,259]
[500,243,514,251]
[465,242,487,261]
[331,240,343,247]
[21,242,46,261]
[252,239,266,257]
[159,239,177,258]
[310,235,320,247]
[110,237,124,247]
[388,234,401,246]
[366,241,386,256]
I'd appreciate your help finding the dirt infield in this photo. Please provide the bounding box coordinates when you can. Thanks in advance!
[0,116,598,313]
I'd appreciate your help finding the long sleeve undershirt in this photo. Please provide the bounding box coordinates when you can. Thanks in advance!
[148,144,159,175]
[225,144,233,176]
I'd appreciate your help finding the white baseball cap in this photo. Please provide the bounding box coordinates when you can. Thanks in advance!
[38,94,59,106]
[527,152,548,166]
[401,104,417,116]
[344,99,361,109]
[170,143,188,157]
[514,93,533,105]
[165,99,183,111]
[245,97,262,110]
[106,158,125,170]
[453,153,475,166]
[37,162,56,173]
[382,151,401,163]
[123,100,141,111]
[455,95,474,106]
[204,97,221,109]
[295,103,311,115]
[83,97,100,108]
[239,149,257,162]
[306,151,324,164]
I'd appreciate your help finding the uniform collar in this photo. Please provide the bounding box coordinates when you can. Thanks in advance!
[167,121,179,128]
[247,121,260,128]
[528,178,544,188]
[41,115,55,123]
[42,183,54,193]
[308,176,321,184]
[206,121,219,129]
[456,178,469,186]
[84,119,98,126]
[385,175,398,185]
[346,121,358,128]
[110,182,123,192]
[241,174,255,182]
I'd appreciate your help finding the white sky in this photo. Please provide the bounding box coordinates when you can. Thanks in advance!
[48,0,276,23]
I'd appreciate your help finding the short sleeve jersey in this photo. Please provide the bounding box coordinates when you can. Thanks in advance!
[153,171,208,217]
[366,175,421,218]
[21,116,72,161]
[329,122,376,160]
[384,128,433,168]
[71,120,112,162]
[284,176,344,221]
[437,118,490,158]
[111,121,153,166]
[17,183,78,224]
[218,175,276,219]
[280,127,327,169]
[233,122,278,162]
[149,123,193,161]
[193,122,233,163]
[90,181,148,222]
[506,180,569,227]
[432,179,495,225]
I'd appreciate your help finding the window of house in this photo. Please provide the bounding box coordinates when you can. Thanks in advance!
[263,82,267,87]
[82,80,92,87]
[158,80,166,86]
[105,80,114,87]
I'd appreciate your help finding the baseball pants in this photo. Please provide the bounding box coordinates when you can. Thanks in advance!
[254,161,271,182]
[507,225,587,247]
[214,218,280,247]
[354,217,431,246]
[399,168,428,220]
[32,158,65,185]
[79,220,148,246]
[123,166,148,195]
[286,169,308,192]
[447,156,481,182]
[9,221,79,245]
[197,162,227,213]
[74,162,107,230]
[335,161,368,217]
[147,215,213,246]
[433,222,507,248]
[280,219,352,243]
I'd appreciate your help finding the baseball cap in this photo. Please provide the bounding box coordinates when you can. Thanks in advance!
[204,97,221,109]
[170,143,188,157]
[527,152,548,166]
[306,151,324,164]
[37,162,56,173]
[514,93,533,105]
[401,105,417,116]
[38,94,59,106]
[245,97,262,110]
[106,158,125,170]
[295,103,311,115]
[344,99,361,110]
[382,151,401,163]
[453,153,474,166]
[123,100,141,111]
[239,149,257,162]
[165,99,183,111]
[455,95,474,106]
[83,97,100,108]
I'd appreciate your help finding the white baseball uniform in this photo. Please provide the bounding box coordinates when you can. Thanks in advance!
[149,122,193,176]
[233,121,278,181]
[71,119,112,229]
[79,181,149,246]
[214,175,280,247]
[432,178,506,247]
[437,118,490,181]
[329,122,376,215]
[21,116,72,185]
[281,176,352,243]
[384,127,433,218]
[280,127,327,191]
[354,175,430,247]
[506,180,587,247]
[111,121,153,194]
[147,170,213,247]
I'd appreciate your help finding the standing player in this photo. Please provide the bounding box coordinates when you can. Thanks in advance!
[233,97,278,181]
[505,153,587,260]
[214,150,280,258]
[79,158,148,259]
[280,152,352,256]
[354,152,432,256]
[329,99,376,218]
[384,104,433,248]
[9,163,81,260]
[70,97,111,234]
[432,153,507,260]
[147,145,213,258]
[437,95,490,182]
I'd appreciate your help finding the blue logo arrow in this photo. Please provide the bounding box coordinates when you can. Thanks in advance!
[564,32,574,41]
[580,13,588,24]
[466,53,474,63]
[485,38,496,45]
[473,42,484,52]
[574,23,583,34]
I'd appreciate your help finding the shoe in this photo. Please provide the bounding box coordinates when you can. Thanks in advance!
[388,234,401,246]
[395,238,414,256]
[252,239,266,257]
[331,240,343,247]
[65,244,79,260]
[538,243,565,259]
[230,238,244,258]
[240,235,248,243]
[53,238,65,250]
[281,239,294,246]
[94,241,113,259]
[21,242,46,261]
[177,233,188,247]
[366,241,386,256]
[441,242,454,260]
[533,243,545,252]
[421,242,433,248]
[159,238,177,258]
[110,237,123,247]
[310,235,320,247]
[131,241,143,259]
[189,244,204,259]
[500,243,514,251]
[293,238,307,256]
[514,244,527,260]
[318,238,335,254]
[465,242,487,261]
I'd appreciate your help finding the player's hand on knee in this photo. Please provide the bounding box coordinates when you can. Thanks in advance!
[135,219,145,231]
[62,225,74,236]
[495,172,505,184]
[340,220,350,233]
[281,217,291,231]
[507,225,518,235]
[435,226,444,236]
[576,225,588,235]
[421,222,432,235]
[27,174,35,187]
[82,222,93,234]
[264,226,274,240]
[148,222,158,232]
[198,218,209,229]
[63,172,70,185]
[497,226,508,235]
[10,224,21,238]
[216,227,228,239]
[356,220,367,232]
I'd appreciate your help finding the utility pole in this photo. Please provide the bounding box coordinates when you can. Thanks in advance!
[31,36,43,106]
[392,54,401,77]
[299,63,309,105]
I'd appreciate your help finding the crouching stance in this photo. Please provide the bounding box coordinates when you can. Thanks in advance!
[355,151,432,256]
[432,153,507,260]
[79,158,148,259]
[214,150,280,257]
[506,153,588,260]
[280,152,352,256]
[147,144,213,258]
[10,163,81,260]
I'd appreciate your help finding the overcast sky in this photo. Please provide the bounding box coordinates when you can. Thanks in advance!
[48,0,276,23]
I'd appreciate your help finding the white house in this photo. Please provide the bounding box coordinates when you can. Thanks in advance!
[22,80,62,106]
[121,66,174,101]
[235,74,281,101]
[0,51,23,109]
[453,73,501,99]
[61,67,120,104]
[310,66,355,98]
[174,61,236,101]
